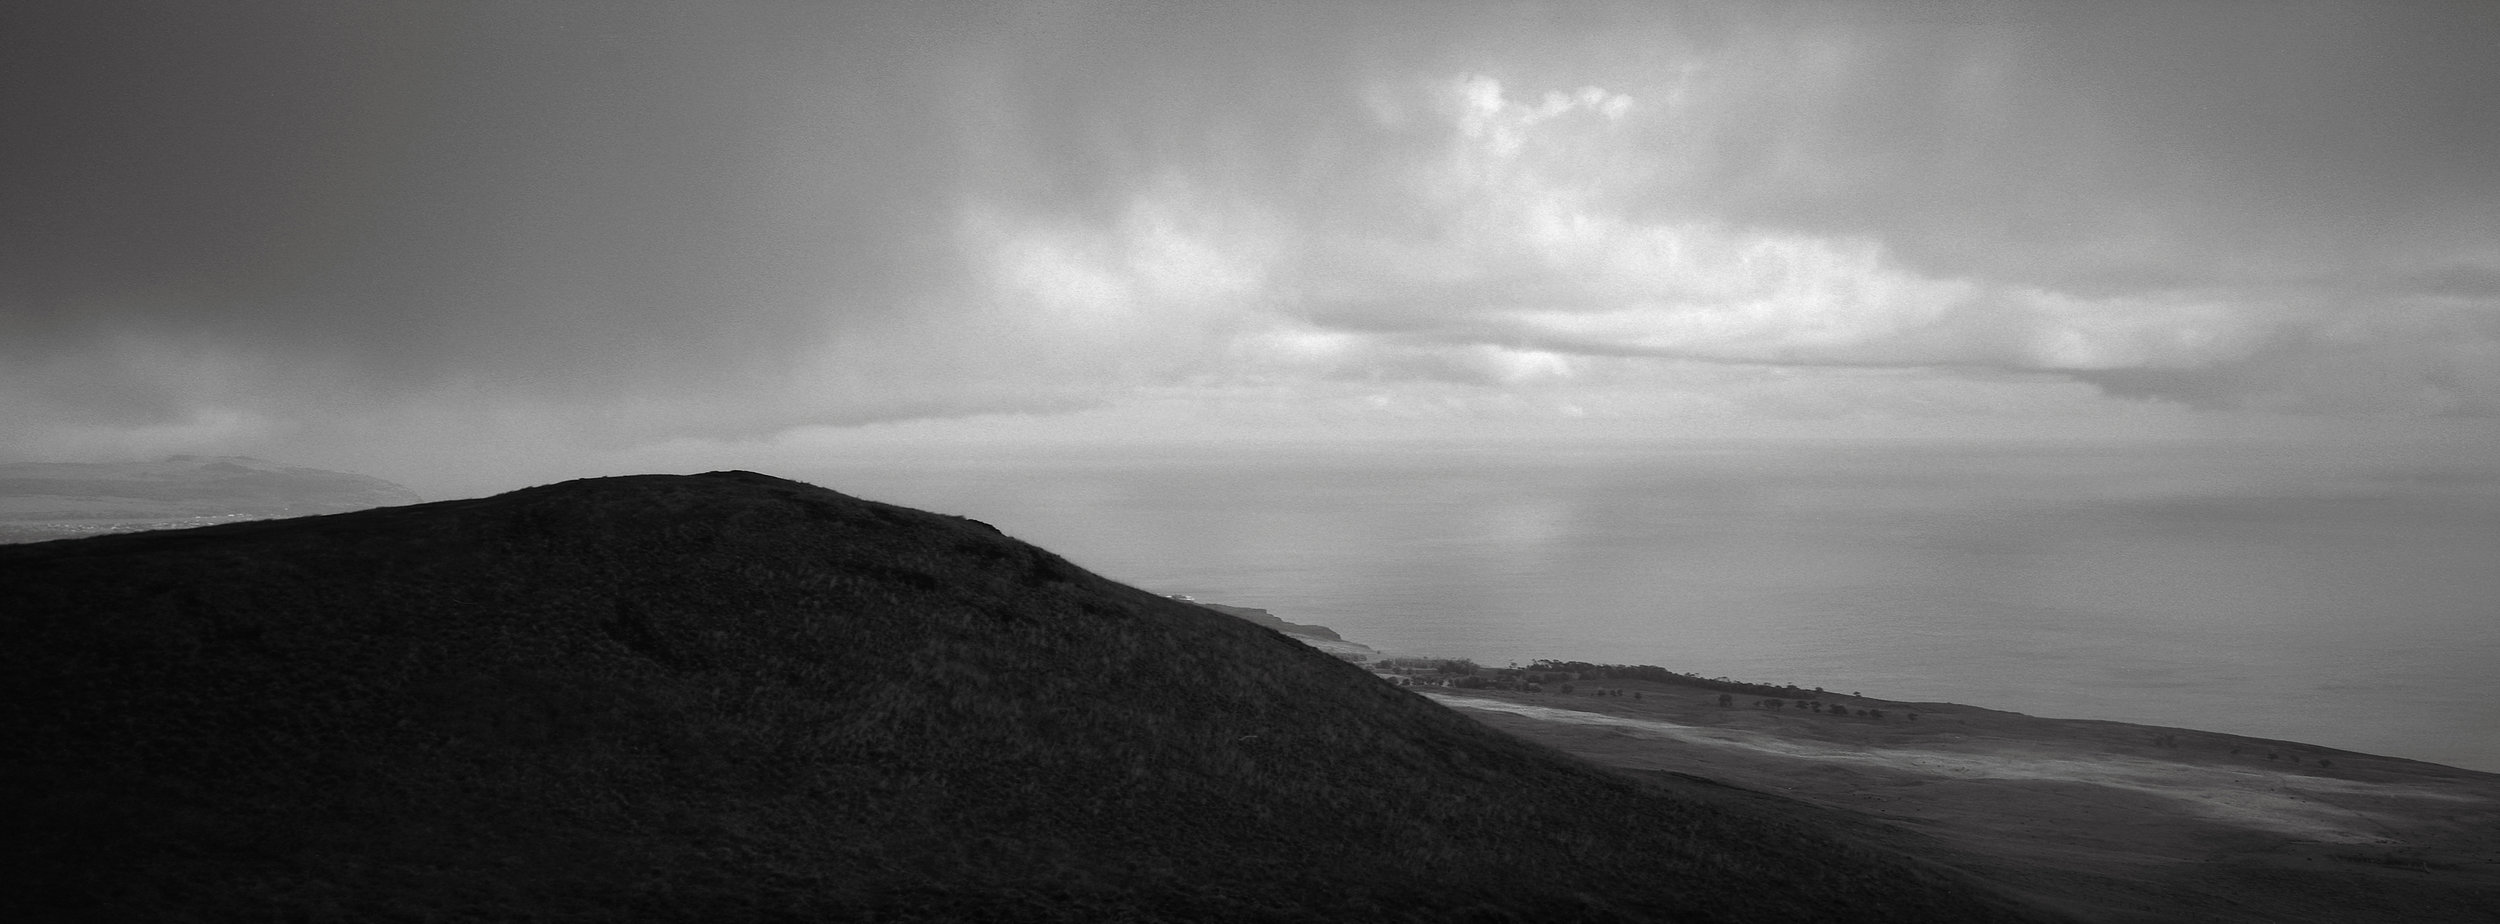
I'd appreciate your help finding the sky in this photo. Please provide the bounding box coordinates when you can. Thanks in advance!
[5,0,2496,499]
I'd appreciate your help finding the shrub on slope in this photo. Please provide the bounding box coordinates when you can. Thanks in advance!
[0,472,2051,923]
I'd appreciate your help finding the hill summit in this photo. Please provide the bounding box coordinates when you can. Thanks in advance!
[0,472,2051,922]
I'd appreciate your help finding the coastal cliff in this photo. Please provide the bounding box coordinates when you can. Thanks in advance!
[1176,597,1380,661]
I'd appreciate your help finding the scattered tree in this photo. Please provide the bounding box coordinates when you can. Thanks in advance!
[1717,693,1733,708]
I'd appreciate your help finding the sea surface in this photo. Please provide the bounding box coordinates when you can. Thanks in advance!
[795,437,2500,774]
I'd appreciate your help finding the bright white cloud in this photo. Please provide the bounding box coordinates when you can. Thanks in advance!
[959,174,1283,384]
[1300,74,2281,384]
[2009,290,2266,370]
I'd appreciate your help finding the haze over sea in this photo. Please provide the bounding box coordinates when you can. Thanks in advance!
[799,436,2500,774]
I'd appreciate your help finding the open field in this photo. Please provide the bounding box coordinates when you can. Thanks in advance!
[1425,681,2500,924]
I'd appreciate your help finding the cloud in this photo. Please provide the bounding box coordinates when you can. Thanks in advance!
[897,47,2500,427]
[6,2,2496,494]
[2074,302,2500,416]
[958,175,1283,379]
[1260,76,2274,382]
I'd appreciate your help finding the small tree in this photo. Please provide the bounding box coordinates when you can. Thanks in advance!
[1717,693,1733,707]
[1560,683,1576,694]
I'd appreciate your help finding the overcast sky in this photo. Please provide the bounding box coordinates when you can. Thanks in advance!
[5,1,2495,497]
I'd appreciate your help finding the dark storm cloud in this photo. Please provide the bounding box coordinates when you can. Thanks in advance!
[3,1,966,411]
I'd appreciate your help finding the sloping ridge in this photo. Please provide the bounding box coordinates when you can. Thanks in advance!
[0,472,2056,923]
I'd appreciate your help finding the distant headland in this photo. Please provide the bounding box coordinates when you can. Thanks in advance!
[1166,595,1381,661]
[0,455,420,542]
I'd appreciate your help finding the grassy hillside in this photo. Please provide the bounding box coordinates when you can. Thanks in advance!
[0,471,2057,923]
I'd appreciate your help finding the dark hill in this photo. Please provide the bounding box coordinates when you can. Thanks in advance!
[0,472,2056,923]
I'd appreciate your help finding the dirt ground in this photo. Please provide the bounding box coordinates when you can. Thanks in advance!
[1422,681,2500,924]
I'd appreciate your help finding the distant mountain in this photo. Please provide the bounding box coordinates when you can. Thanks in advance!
[0,472,2051,923]
[0,455,421,543]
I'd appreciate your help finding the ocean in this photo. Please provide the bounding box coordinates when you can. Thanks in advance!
[792,436,2500,773]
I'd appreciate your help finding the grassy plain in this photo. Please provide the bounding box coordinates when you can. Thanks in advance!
[1427,680,2500,924]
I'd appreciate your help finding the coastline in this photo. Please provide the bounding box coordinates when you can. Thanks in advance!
[1193,596,2500,920]
[1199,595,2491,778]
[1417,678,2500,924]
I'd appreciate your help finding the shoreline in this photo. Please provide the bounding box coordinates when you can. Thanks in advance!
[1213,598,2496,775]
[1415,677,2500,924]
